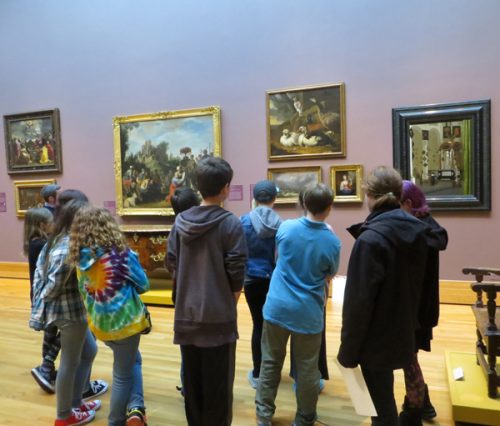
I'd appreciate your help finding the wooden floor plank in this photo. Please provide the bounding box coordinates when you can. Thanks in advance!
[0,277,479,425]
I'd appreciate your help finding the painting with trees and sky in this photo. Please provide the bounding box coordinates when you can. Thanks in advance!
[113,106,221,216]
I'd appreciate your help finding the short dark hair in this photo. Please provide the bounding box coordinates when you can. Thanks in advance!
[301,183,333,215]
[196,157,233,198]
[55,189,89,220]
[171,187,200,215]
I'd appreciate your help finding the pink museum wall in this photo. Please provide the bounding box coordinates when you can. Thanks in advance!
[0,0,498,280]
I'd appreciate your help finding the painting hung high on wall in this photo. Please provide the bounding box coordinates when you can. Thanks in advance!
[113,106,221,216]
[330,164,363,203]
[393,99,491,211]
[14,179,56,217]
[3,109,62,174]
[266,82,346,161]
[267,166,322,205]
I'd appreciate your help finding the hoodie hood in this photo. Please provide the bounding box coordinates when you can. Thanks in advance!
[79,247,105,271]
[176,205,232,244]
[249,206,282,239]
[348,207,430,248]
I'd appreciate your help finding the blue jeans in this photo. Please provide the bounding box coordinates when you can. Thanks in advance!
[104,333,144,426]
[54,321,97,419]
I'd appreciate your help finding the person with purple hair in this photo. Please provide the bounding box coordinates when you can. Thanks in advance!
[399,180,448,424]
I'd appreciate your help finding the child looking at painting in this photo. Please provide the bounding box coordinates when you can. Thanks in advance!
[23,207,59,393]
[70,205,150,426]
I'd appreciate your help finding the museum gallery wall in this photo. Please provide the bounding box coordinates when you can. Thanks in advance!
[1,0,499,280]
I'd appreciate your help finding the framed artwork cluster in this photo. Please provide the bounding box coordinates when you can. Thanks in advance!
[265,82,363,205]
[2,108,62,218]
[267,164,363,205]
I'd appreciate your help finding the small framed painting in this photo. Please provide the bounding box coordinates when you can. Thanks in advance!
[330,164,363,203]
[267,166,322,205]
[3,109,62,174]
[14,179,56,217]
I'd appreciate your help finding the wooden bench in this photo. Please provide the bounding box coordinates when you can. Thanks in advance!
[463,267,500,398]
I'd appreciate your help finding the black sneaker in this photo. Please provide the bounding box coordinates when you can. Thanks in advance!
[82,379,109,401]
[31,365,55,394]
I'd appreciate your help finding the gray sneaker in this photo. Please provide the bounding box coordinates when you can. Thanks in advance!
[31,365,55,394]
[247,370,259,389]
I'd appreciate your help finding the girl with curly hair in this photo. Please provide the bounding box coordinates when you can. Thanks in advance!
[69,205,150,426]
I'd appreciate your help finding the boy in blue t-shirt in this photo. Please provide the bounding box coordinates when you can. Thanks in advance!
[255,183,341,426]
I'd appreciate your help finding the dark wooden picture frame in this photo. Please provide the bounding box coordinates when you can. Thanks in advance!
[393,100,491,211]
[3,109,62,174]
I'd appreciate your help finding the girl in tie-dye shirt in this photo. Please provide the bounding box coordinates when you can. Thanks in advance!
[69,205,150,426]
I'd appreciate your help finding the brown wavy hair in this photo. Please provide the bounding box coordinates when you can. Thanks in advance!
[69,205,127,265]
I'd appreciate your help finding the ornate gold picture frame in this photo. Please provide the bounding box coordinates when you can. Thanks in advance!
[14,178,56,217]
[267,166,322,205]
[266,82,346,161]
[330,164,363,203]
[113,106,221,216]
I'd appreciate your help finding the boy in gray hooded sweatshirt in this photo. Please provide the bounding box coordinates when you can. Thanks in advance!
[240,180,282,389]
[166,157,247,426]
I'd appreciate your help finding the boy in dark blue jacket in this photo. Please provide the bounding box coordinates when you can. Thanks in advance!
[240,180,282,389]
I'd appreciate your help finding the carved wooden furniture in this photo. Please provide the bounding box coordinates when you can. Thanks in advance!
[463,267,500,398]
[121,225,173,306]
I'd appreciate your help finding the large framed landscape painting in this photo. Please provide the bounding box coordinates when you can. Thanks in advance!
[113,106,221,216]
[3,109,62,174]
[267,166,322,205]
[14,179,56,217]
[267,82,346,161]
[393,99,490,211]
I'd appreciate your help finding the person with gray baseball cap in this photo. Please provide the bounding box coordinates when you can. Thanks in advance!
[240,180,282,390]
[40,184,61,215]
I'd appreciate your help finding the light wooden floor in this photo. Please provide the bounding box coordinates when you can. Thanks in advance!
[0,277,478,425]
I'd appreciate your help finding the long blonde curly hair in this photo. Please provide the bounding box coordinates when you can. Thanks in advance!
[69,205,127,265]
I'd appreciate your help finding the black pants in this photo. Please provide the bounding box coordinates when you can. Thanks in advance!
[361,366,398,426]
[244,278,270,377]
[41,323,60,373]
[181,342,236,426]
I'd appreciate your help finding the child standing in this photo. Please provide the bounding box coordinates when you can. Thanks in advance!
[240,180,282,389]
[399,180,448,425]
[255,183,341,426]
[168,186,201,396]
[167,157,247,426]
[30,198,100,426]
[69,205,150,426]
[338,167,431,426]
[23,207,60,393]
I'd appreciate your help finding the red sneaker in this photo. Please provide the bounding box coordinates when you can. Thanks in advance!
[78,399,101,412]
[126,407,147,425]
[54,408,95,425]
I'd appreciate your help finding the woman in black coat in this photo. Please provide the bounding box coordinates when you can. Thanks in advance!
[338,167,432,426]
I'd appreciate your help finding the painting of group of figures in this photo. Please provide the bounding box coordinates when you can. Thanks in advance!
[3,109,62,174]
[113,106,221,216]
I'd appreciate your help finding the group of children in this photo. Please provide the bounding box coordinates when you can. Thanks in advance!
[25,186,149,426]
[24,158,447,426]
